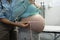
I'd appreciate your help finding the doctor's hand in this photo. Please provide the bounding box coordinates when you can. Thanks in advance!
[15,21,29,28]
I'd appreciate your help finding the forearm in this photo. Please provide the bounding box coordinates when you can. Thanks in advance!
[0,18,29,27]
[0,18,17,26]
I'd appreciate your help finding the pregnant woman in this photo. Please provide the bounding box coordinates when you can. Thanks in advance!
[13,0,44,40]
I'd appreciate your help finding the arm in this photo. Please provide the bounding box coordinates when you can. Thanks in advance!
[0,0,29,27]
[0,0,17,26]
[0,18,18,26]
[0,18,29,27]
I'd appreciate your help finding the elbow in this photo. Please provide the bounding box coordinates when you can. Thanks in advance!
[0,18,3,22]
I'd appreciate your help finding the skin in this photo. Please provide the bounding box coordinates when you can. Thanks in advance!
[21,14,44,32]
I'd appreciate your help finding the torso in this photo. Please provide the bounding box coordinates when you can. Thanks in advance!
[15,0,44,40]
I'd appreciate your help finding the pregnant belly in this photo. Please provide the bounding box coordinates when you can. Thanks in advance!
[20,14,44,33]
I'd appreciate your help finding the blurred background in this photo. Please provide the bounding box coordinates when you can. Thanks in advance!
[35,0,60,40]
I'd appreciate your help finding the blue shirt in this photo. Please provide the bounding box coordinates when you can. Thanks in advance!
[13,0,30,18]
[14,0,41,19]
[20,4,40,18]
[0,0,41,21]
[0,0,23,21]
[0,0,14,21]
[0,0,30,23]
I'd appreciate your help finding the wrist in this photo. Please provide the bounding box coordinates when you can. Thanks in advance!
[10,22,18,26]
[14,22,18,26]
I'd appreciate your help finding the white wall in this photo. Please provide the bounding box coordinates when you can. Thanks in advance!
[45,0,60,26]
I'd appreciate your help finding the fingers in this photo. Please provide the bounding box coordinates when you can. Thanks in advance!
[15,21,30,27]
[21,23,29,28]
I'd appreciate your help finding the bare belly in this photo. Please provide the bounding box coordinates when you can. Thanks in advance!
[20,14,44,33]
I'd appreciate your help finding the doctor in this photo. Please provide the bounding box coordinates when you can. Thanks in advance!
[0,0,29,40]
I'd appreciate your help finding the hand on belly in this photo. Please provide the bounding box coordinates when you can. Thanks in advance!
[20,14,44,33]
